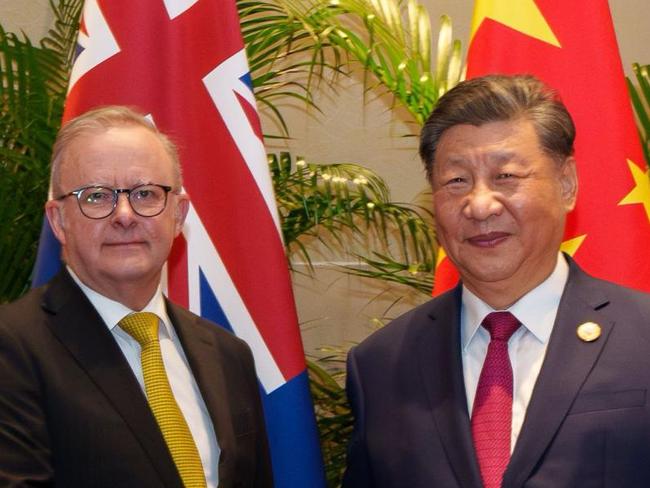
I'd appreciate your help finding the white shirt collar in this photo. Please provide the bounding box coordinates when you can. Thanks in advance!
[67,266,173,338]
[461,253,569,350]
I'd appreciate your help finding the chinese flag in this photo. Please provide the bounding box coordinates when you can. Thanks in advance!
[433,0,650,294]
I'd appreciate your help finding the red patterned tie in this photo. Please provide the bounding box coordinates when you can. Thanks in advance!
[471,311,521,488]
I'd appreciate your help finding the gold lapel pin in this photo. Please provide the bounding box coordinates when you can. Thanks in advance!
[577,322,601,342]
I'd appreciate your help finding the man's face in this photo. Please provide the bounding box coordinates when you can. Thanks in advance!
[431,118,577,304]
[46,125,189,299]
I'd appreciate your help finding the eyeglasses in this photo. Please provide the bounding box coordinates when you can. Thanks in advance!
[56,184,173,219]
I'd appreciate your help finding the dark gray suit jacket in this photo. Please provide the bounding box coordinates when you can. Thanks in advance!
[343,257,650,487]
[0,269,273,487]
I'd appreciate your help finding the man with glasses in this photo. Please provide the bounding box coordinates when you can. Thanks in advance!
[0,106,273,487]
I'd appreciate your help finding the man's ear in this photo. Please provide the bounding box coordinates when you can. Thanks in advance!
[559,156,578,211]
[45,200,67,245]
[173,193,190,236]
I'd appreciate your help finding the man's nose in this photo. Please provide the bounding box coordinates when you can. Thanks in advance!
[111,193,137,224]
[462,183,504,221]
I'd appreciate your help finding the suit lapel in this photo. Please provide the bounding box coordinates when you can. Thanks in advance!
[504,263,614,488]
[417,287,483,488]
[43,270,183,488]
[167,303,237,485]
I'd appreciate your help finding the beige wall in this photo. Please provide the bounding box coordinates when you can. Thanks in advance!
[3,1,649,354]
[0,0,51,39]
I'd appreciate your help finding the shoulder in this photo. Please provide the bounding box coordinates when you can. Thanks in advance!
[585,278,650,319]
[566,260,650,314]
[351,287,459,362]
[0,284,50,333]
[0,268,88,329]
[0,283,60,376]
[590,277,650,302]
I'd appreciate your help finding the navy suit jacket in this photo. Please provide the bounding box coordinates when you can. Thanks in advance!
[0,269,273,487]
[343,258,650,487]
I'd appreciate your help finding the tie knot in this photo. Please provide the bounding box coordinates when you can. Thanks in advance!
[482,311,520,341]
[119,312,160,346]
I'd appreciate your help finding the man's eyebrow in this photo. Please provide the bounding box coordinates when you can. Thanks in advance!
[74,182,112,188]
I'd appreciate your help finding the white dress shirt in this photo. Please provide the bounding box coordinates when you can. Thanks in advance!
[68,268,220,487]
[461,254,569,453]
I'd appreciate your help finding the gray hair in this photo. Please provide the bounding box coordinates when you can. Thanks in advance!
[419,74,575,181]
[50,105,182,196]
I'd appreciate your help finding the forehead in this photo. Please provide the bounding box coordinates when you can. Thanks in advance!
[61,125,174,187]
[434,119,543,166]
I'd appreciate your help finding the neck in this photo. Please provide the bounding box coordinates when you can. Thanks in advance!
[68,267,160,311]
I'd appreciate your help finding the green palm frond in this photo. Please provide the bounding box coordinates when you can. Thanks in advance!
[238,0,463,131]
[0,0,82,302]
[347,251,434,295]
[324,0,462,124]
[307,357,351,487]
[270,152,436,278]
[628,63,650,165]
[238,0,346,136]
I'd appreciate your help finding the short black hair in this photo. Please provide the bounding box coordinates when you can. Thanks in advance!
[419,74,575,181]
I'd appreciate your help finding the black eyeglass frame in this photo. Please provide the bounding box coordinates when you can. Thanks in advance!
[56,183,174,219]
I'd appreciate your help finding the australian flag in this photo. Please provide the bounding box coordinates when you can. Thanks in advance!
[32,1,326,486]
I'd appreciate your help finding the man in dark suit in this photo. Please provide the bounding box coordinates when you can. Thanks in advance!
[0,106,273,487]
[343,75,650,488]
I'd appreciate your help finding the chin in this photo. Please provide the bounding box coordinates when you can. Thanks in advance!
[462,260,521,284]
[102,261,155,280]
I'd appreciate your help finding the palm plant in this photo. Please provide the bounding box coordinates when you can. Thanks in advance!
[307,351,351,485]
[243,0,463,297]
[628,63,650,164]
[0,0,81,301]
[271,152,435,285]
[241,0,461,125]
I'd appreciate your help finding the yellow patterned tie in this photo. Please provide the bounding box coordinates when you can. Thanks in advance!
[119,312,207,488]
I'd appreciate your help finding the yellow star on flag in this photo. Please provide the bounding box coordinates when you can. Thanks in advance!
[470,0,560,47]
[435,247,447,268]
[560,234,586,257]
[619,159,650,222]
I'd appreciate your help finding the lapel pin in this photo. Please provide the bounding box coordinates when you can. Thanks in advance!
[577,322,601,342]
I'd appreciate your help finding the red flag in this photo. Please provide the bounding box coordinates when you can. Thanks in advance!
[433,0,650,294]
